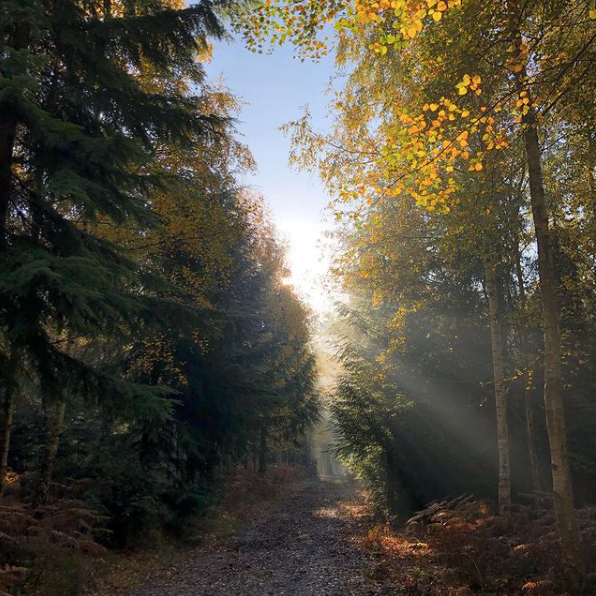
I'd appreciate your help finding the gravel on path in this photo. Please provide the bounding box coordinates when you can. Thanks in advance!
[123,479,372,596]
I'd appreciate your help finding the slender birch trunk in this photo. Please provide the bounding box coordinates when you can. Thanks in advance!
[483,247,511,513]
[513,237,542,492]
[524,121,582,582]
[507,0,583,583]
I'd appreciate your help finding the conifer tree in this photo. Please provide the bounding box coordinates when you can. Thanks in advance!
[0,0,233,497]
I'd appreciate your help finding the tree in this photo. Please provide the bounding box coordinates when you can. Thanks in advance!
[0,0,234,499]
[239,0,596,581]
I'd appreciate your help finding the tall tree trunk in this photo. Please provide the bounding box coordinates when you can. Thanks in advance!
[483,247,511,513]
[0,385,15,495]
[35,399,66,505]
[586,126,596,197]
[586,127,596,243]
[0,22,30,246]
[513,237,542,492]
[524,121,582,583]
[0,350,21,496]
[258,426,267,474]
[0,119,16,243]
[0,20,31,491]
[507,0,583,583]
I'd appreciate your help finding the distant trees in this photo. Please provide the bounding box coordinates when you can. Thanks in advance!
[0,0,319,547]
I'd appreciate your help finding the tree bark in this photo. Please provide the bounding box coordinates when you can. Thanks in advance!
[0,21,30,246]
[0,118,16,246]
[525,121,582,583]
[35,399,66,505]
[513,236,542,492]
[0,385,15,495]
[483,247,511,513]
[507,0,583,583]
[586,127,596,244]
[0,350,21,496]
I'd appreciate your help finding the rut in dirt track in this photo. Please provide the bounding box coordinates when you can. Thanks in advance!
[124,479,371,596]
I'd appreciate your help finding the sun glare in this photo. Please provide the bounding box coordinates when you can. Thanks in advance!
[278,219,332,315]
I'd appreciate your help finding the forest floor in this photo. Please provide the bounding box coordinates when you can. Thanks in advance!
[92,477,596,596]
[102,478,378,596]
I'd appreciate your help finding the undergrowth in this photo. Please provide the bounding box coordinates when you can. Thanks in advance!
[0,465,313,596]
[91,464,314,595]
[357,499,596,596]
[0,480,108,596]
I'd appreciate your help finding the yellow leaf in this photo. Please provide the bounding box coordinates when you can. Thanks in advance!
[590,9,596,19]
[432,10,442,21]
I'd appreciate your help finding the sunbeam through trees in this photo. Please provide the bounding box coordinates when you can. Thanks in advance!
[2,1,596,595]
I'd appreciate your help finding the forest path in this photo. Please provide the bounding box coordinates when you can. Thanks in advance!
[123,479,372,596]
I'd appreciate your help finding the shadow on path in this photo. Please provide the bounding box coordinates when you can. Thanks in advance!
[124,479,369,596]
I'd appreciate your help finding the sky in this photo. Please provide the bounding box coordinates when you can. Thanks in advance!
[205,40,337,313]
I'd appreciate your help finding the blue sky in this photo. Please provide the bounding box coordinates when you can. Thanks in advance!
[205,40,337,312]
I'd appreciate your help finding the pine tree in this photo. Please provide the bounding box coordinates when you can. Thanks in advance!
[0,0,233,498]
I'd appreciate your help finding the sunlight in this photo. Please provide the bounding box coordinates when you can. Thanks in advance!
[312,506,339,519]
[277,218,332,314]
[3,1,595,593]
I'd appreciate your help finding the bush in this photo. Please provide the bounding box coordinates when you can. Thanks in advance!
[0,490,107,596]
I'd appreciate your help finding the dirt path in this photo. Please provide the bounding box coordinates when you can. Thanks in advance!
[122,479,371,596]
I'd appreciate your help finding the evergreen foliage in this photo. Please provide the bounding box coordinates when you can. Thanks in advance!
[0,0,320,564]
